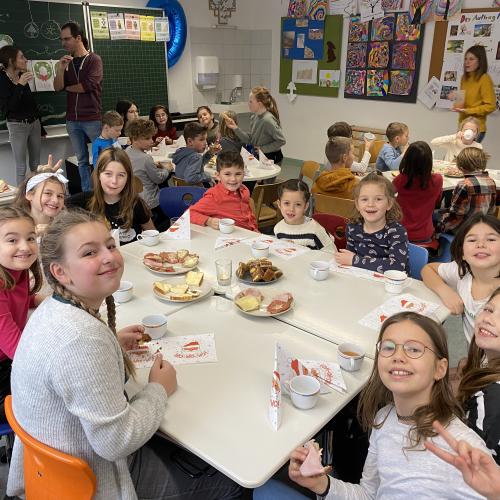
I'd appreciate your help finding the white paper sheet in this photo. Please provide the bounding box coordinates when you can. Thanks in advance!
[242,236,310,260]
[418,76,441,109]
[268,344,283,431]
[292,60,318,85]
[330,262,385,282]
[214,236,248,250]
[360,0,385,22]
[163,209,191,240]
[328,0,358,16]
[32,60,55,92]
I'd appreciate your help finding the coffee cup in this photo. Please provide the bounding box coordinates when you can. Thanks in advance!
[288,375,320,410]
[309,261,330,281]
[137,229,160,246]
[463,129,474,141]
[364,132,375,141]
[219,218,235,234]
[118,136,129,146]
[142,314,168,340]
[337,343,365,372]
[251,242,270,258]
[384,270,409,294]
[113,280,133,303]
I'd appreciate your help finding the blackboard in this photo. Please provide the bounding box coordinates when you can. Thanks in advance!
[0,0,86,129]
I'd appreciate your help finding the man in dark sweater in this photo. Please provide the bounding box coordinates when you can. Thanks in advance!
[54,22,103,192]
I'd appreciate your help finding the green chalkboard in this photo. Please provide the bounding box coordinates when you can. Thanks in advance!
[279,15,343,98]
[89,4,168,118]
[0,0,86,129]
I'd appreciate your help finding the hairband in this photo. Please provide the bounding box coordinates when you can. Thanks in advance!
[26,169,69,193]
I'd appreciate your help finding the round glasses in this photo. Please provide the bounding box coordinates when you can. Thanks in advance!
[376,339,437,359]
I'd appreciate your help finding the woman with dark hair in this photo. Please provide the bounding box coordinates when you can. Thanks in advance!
[149,104,176,145]
[116,99,139,137]
[453,45,496,143]
[0,46,42,185]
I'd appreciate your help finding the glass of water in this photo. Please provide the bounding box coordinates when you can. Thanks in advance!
[215,259,232,287]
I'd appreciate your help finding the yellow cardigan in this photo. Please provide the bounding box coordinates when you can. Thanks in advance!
[459,72,496,133]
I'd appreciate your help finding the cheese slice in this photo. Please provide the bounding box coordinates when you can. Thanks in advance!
[171,283,189,294]
[186,271,203,286]
[153,281,171,294]
[235,295,261,312]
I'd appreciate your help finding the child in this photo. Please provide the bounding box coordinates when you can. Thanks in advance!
[68,148,156,244]
[458,287,500,464]
[431,117,483,162]
[125,118,172,230]
[0,207,42,422]
[172,122,214,187]
[115,99,139,137]
[197,105,219,145]
[422,213,500,343]
[256,312,487,499]
[393,141,443,242]
[436,147,496,234]
[375,122,409,172]
[224,86,286,165]
[218,111,244,153]
[149,104,177,145]
[91,110,123,165]
[190,151,257,231]
[335,172,408,273]
[274,179,336,252]
[312,137,357,199]
[14,154,67,235]
[326,121,374,174]
[6,210,240,499]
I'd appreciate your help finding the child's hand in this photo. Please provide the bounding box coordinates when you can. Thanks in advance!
[18,72,33,86]
[117,325,143,350]
[440,289,464,315]
[209,143,222,155]
[223,116,237,130]
[39,154,63,173]
[363,137,374,151]
[154,137,163,146]
[206,217,220,230]
[164,136,173,145]
[335,249,355,266]
[288,446,332,494]
[149,354,177,396]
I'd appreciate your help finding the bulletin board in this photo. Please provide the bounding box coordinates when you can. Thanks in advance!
[343,12,425,103]
[279,15,343,98]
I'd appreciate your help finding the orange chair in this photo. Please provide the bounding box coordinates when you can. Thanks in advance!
[5,395,96,500]
[313,213,348,250]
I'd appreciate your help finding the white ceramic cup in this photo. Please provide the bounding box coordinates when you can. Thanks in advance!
[288,375,320,410]
[113,280,133,303]
[364,132,375,140]
[309,260,330,281]
[142,314,168,340]
[219,218,235,234]
[137,229,160,246]
[251,242,270,258]
[337,343,365,372]
[384,270,409,294]
[463,129,474,141]
[118,136,129,146]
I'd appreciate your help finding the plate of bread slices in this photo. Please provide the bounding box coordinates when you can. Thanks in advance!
[143,250,199,275]
[234,288,294,317]
[235,258,283,285]
[0,179,14,198]
[443,166,464,178]
[153,271,212,303]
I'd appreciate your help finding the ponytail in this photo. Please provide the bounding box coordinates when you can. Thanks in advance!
[251,86,281,126]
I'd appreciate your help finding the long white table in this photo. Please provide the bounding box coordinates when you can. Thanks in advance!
[120,297,373,488]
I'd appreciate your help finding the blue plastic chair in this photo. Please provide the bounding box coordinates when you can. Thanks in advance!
[159,186,206,219]
[429,233,454,263]
[408,243,429,280]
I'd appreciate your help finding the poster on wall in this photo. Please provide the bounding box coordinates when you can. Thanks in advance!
[90,11,110,40]
[282,18,325,59]
[328,0,358,17]
[436,10,500,109]
[125,13,141,40]
[108,13,126,40]
[292,59,319,83]
[154,17,170,42]
[140,16,155,41]
[344,12,424,102]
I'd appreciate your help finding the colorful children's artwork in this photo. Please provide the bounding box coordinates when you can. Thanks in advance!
[345,70,366,95]
[392,42,417,69]
[367,42,389,68]
[360,0,385,22]
[108,13,126,40]
[125,13,140,40]
[307,0,328,20]
[140,15,155,41]
[433,0,463,21]
[371,15,395,41]
[409,0,434,24]
[367,69,389,96]
[347,43,367,68]
[154,17,170,42]
[381,0,409,11]
[348,17,369,42]
[389,70,414,95]
[395,13,420,41]
[328,0,358,16]
[319,69,341,87]
[90,11,110,40]
[32,60,55,92]
[282,18,325,60]
[287,0,308,17]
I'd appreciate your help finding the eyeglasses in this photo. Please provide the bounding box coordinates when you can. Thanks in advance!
[376,339,437,359]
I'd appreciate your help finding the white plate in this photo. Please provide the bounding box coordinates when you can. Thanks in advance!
[234,289,294,317]
[153,275,213,303]
[0,186,15,198]
[236,267,283,286]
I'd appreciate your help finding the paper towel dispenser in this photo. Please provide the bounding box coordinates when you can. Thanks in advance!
[194,56,219,90]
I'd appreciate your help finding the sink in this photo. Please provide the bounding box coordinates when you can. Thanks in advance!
[211,102,249,114]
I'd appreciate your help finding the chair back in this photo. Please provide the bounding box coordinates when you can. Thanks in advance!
[408,243,429,280]
[251,181,285,230]
[367,139,386,165]
[5,396,96,500]
[350,125,386,161]
[159,186,206,219]
[172,176,204,187]
[132,175,143,194]
[313,193,355,219]
[299,161,320,183]
[313,213,347,250]
[429,233,454,264]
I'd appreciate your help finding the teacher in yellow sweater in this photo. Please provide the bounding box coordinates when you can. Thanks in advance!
[453,45,496,143]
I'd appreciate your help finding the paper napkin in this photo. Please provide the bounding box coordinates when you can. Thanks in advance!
[163,209,191,240]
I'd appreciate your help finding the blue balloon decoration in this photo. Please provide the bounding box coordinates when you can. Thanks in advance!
[147,0,187,68]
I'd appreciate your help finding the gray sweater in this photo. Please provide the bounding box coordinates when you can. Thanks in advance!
[7,297,168,500]
[234,111,286,153]
[126,146,170,209]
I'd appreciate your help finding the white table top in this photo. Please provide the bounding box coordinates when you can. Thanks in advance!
[121,297,373,488]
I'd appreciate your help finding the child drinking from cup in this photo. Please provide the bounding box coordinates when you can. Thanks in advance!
[274,179,336,252]
[335,173,408,273]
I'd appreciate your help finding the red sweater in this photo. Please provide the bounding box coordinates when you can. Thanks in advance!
[393,173,443,241]
[153,126,177,142]
[0,269,35,361]
[190,182,258,232]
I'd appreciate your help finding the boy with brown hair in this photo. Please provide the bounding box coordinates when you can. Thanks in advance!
[312,137,358,199]
[375,122,409,172]
[190,151,258,231]
[91,110,124,165]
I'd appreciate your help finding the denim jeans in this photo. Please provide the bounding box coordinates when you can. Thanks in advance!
[476,132,486,143]
[7,119,41,185]
[66,120,101,192]
[253,479,310,499]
